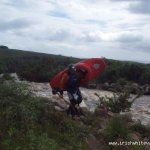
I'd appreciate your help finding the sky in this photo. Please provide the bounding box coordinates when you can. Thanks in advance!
[0,0,150,63]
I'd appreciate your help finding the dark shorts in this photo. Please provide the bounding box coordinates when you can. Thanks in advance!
[67,89,82,105]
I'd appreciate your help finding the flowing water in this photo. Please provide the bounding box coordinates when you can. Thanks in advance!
[28,82,150,126]
[130,95,150,125]
[82,88,150,125]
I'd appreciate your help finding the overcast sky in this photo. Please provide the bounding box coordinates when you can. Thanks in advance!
[0,0,150,62]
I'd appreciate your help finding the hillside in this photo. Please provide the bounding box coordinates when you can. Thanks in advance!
[0,46,80,82]
[0,46,150,84]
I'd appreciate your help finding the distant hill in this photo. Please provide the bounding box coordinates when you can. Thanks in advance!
[0,45,74,59]
[0,46,150,84]
[0,46,80,82]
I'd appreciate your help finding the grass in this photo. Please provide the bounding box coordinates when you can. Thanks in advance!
[0,78,149,150]
[129,121,150,139]
[0,81,88,150]
[105,115,130,142]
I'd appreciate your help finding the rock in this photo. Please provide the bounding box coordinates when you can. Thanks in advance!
[96,84,103,90]
[127,122,136,128]
[10,73,20,82]
[88,84,97,89]
[143,138,149,142]
[97,129,105,135]
[145,146,150,150]
[85,134,102,150]
[132,83,139,88]
[102,82,110,90]
[130,132,141,141]
[80,100,88,109]
[110,83,116,88]
[107,111,114,117]
[81,91,88,101]
[121,113,133,122]
[143,84,150,95]
[94,106,108,117]
[54,106,64,111]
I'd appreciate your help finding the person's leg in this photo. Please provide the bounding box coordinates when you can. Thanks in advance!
[67,91,81,118]
[66,92,77,118]
[76,89,84,116]
[76,89,82,105]
[66,105,71,116]
[74,106,79,116]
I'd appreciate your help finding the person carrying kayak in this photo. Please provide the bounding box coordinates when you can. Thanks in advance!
[58,64,87,118]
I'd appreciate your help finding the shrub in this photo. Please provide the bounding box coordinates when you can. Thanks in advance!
[0,81,88,149]
[105,116,129,141]
[130,121,150,139]
[95,91,133,113]
[0,73,15,83]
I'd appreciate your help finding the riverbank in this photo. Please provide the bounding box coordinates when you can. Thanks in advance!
[0,78,150,150]
[27,81,150,126]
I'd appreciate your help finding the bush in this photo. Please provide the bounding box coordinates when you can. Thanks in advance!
[0,81,88,149]
[130,122,150,139]
[95,91,133,113]
[105,116,129,141]
[0,73,15,83]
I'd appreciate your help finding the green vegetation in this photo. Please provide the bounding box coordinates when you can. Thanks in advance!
[130,121,150,139]
[95,76,144,113]
[96,59,150,85]
[0,75,149,149]
[95,90,138,113]
[0,46,150,149]
[0,80,89,150]
[105,116,129,141]
[0,46,80,82]
[0,46,150,85]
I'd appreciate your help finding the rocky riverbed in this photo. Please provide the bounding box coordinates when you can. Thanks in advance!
[27,81,150,126]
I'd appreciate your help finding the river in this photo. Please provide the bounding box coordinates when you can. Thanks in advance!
[131,95,150,125]
[28,82,150,126]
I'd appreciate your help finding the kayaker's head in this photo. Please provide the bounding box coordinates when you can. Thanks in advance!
[68,64,76,73]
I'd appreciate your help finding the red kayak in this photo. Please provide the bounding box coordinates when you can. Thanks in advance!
[50,58,106,91]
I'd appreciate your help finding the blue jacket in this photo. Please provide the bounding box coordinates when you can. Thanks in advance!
[66,71,80,93]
